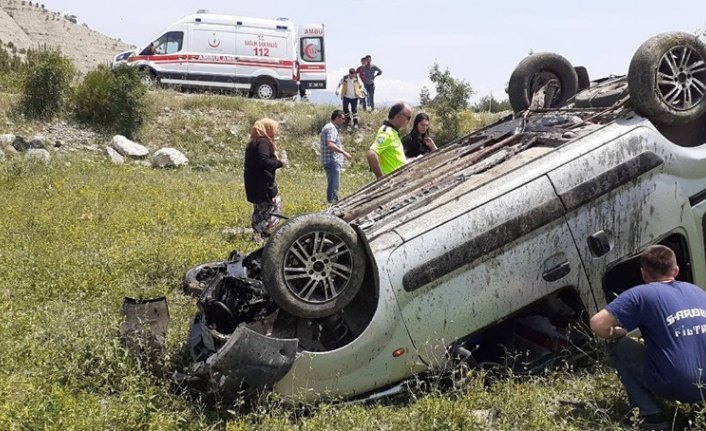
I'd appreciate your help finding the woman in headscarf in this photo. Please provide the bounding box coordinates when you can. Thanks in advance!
[243,118,287,240]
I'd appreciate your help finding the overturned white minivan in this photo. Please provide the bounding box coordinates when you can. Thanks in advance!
[112,10,327,99]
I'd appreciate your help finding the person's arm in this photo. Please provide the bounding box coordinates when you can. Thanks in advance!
[374,65,382,77]
[366,149,383,179]
[327,141,352,159]
[424,136,438,151]
[335,77,343,96]
[255,140,284,171]
[590,309,627,340]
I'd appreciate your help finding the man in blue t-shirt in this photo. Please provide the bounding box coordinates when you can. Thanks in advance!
[590,245,706,431]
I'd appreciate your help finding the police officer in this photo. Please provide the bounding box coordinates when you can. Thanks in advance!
[366,102,412,179]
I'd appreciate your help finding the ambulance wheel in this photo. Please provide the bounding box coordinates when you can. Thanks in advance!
[254,80,277,100]
[140,69,160,89]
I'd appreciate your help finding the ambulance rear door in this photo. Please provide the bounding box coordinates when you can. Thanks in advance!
[298,24,326,90]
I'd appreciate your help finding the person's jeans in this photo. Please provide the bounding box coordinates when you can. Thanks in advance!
[364,82,375,110]
[607,337,663,416]
[324,162,341,203]
[359,96,367,111]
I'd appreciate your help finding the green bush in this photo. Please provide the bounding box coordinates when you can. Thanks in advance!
[19,49,74,119]
[420,62,473,144]
[73,64,149,138]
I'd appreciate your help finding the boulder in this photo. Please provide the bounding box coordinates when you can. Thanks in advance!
[151,147,188,168]
[25,148,51,164]
[12,136,30,152]
[29,135,46,149]
[0,133,15,148]
[105,146,125,165]
[111,135,149,158]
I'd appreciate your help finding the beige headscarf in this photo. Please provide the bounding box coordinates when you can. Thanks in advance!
[250,118,279,146]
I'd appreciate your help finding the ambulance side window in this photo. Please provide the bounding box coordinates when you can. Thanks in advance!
[300,37,323,62]
[153,31,184,55]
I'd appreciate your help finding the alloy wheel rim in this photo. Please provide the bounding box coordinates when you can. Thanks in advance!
[657,45,706,110]
[282,231,354,304]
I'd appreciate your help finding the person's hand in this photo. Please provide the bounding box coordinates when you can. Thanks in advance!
[344,151,353,161]
[608,325,627,340]
[424,137,438,151]
[335,91,339,96]
[281,159,289,168]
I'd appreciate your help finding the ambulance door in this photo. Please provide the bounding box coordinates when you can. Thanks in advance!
[187,23,237,89]
[139,31,186,85]
[298,24,326,90]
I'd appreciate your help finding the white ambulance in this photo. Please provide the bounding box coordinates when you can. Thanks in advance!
[113,11,326,99]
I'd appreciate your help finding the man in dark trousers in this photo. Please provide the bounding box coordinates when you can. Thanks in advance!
[360,55,382,110]
[590,245,706,431]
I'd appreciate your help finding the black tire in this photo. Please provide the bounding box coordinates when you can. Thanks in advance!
[575,76,629,108]
[140,68,161,89]
[508,52,579,112]
[254,80,277,100]
[574,66,590,91]
[261,213,366,319]
[628,31,706,125]
[182,261,226,296]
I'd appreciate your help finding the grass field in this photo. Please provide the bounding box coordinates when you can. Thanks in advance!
[0,91,703,430]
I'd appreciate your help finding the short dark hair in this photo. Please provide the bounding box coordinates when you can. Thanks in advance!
[360,57,366,62]
[365,55,371,59]
[348,68,356,74]
[388,102,407,120]
[640,245,677,278]
[331,109,344,121]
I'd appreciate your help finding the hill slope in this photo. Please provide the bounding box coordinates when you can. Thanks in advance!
[0,0,132,73]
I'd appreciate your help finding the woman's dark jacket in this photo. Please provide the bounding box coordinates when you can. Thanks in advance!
[402,133,430,158]
[244,137,283,203]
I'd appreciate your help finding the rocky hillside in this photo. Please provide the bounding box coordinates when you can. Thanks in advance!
[0,0,133,73]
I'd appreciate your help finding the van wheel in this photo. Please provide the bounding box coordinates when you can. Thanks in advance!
[254,80,277,100]
[628,31,706,125]
[261,213,366,319]
[140,69,160,89]
[508,53,579,112]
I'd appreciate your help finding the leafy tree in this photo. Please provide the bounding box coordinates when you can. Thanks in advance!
[419,62,473,144]
[472,94,512,113]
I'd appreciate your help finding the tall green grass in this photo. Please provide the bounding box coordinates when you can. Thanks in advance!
[3,92,702,430]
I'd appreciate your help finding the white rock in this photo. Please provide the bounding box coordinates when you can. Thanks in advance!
[25,148,51,164]
[111,135,149,158]
[0,134,15,147]
[151,147,188,168]
[105,146,124,165]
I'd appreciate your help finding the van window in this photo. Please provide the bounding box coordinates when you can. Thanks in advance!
[300,37,324,62]
[151,31,184,55]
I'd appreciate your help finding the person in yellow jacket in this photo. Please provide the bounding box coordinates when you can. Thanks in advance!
[335,68,366,130]
[366,102,413,178]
